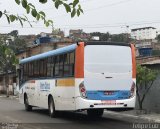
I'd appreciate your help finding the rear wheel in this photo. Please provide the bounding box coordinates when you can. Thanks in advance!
[48,96,58,118]
[24,94,32,111]
[87,109,104,117]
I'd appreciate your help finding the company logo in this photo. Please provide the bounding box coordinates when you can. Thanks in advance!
[40,82,50,91]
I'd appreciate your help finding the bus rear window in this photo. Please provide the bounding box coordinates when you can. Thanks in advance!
[84,45,132,73]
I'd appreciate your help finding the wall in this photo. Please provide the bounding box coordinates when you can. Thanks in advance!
[136,56,160,64]
[0,74,16,95]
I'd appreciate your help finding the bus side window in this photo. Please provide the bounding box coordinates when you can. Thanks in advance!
[69,52,75,76]
[28,62,34,78]
[47,57,51,77]
[55,56,59,77]
[33,60,39,77]
[64,53,70,77]
[39,59,47,77]
[52,57,55,77]
[44,58,47,77]
[59,54,64,77]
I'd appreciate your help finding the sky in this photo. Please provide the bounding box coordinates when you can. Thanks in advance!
[0,0,160,36]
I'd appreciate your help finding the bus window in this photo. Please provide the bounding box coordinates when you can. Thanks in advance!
[28,62,34,78]
[47,57,52,77]
[69,52,75,76]
[43,58,47,77]
[64,53,70,77]
[39,60,43,77]
[33,61,39,77]
[55,56,60,77]
[59,54,64,77]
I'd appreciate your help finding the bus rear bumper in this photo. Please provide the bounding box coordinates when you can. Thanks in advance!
[75,96,136,110]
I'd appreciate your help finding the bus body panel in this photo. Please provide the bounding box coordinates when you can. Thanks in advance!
[74,78,136,110]
[19,78,76,110]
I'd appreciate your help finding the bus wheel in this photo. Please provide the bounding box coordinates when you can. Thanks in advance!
[87,109,104,117]
[48,97,57,118]
[24,94,32,111]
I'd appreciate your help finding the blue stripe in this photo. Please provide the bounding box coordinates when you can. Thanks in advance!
[86,90,131,100]
[20,44,77,64]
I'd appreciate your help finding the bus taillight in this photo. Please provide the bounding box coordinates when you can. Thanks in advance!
[130,82,136,98]
[79,82,87,98]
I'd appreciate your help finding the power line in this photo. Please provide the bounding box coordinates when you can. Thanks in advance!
[1,20,160,29]
[85,0,134,12]
[42,0,96,11]
[49,0,135,19]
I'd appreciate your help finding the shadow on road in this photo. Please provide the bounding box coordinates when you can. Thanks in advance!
[30,108,130,124]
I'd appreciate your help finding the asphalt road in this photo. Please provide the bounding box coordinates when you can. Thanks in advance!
[0,97,148,129]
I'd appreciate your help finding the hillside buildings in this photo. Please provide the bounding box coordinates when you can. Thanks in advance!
[131,27,157,41]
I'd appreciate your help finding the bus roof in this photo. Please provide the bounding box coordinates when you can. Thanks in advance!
[85,41,131,47]
[20,42,132,64]
[20,44,77,64]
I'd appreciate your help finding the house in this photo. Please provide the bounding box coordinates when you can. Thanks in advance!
[131,27,157,41]
[69,29,90,41]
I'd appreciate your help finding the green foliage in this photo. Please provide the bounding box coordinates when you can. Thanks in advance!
[9,38,27,53]
[0,31,27,74]
[136,65,157,85]
[136,65,158,110]
[0,0,83,27]
[0,11,3,18]
[39,0,47,4]
[152,50,160,56]
[156,34,160,42]
[0,44,18,73]
[15,0,20,5]
[90,32,110,41]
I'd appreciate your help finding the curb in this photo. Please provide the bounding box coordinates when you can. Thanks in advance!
[105,111,160,123]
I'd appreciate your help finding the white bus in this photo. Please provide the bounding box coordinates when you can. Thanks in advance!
[19,42,136,117]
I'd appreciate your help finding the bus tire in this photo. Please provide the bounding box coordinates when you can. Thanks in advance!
[24,94,32,111]
[87,109,104,117]
[48,96,57,118]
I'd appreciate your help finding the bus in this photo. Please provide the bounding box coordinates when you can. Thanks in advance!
[18,41,136,117]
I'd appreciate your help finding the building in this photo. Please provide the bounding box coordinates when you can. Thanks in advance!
[135,41,153,57]
[131,27,157,41]
[52,29,65,38]
[19,35,37,47]
[69,29,90,41]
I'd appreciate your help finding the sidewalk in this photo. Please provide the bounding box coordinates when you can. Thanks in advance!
[106,110,160,123]
[0,94,19,100]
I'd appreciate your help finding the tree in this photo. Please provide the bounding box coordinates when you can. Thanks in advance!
[0,0,83,27]
[8,30,19,38]
[90,32,110,41]
[0,41,18,96]
[110,33,133,42]
[156,34,160,42]
[136,65,158,110]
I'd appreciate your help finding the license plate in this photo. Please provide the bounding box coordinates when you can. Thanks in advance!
[101,100,116,105]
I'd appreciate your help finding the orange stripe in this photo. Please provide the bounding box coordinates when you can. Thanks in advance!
[56,79,75,87]
[75,42,84,78]
[131,44,136,78]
